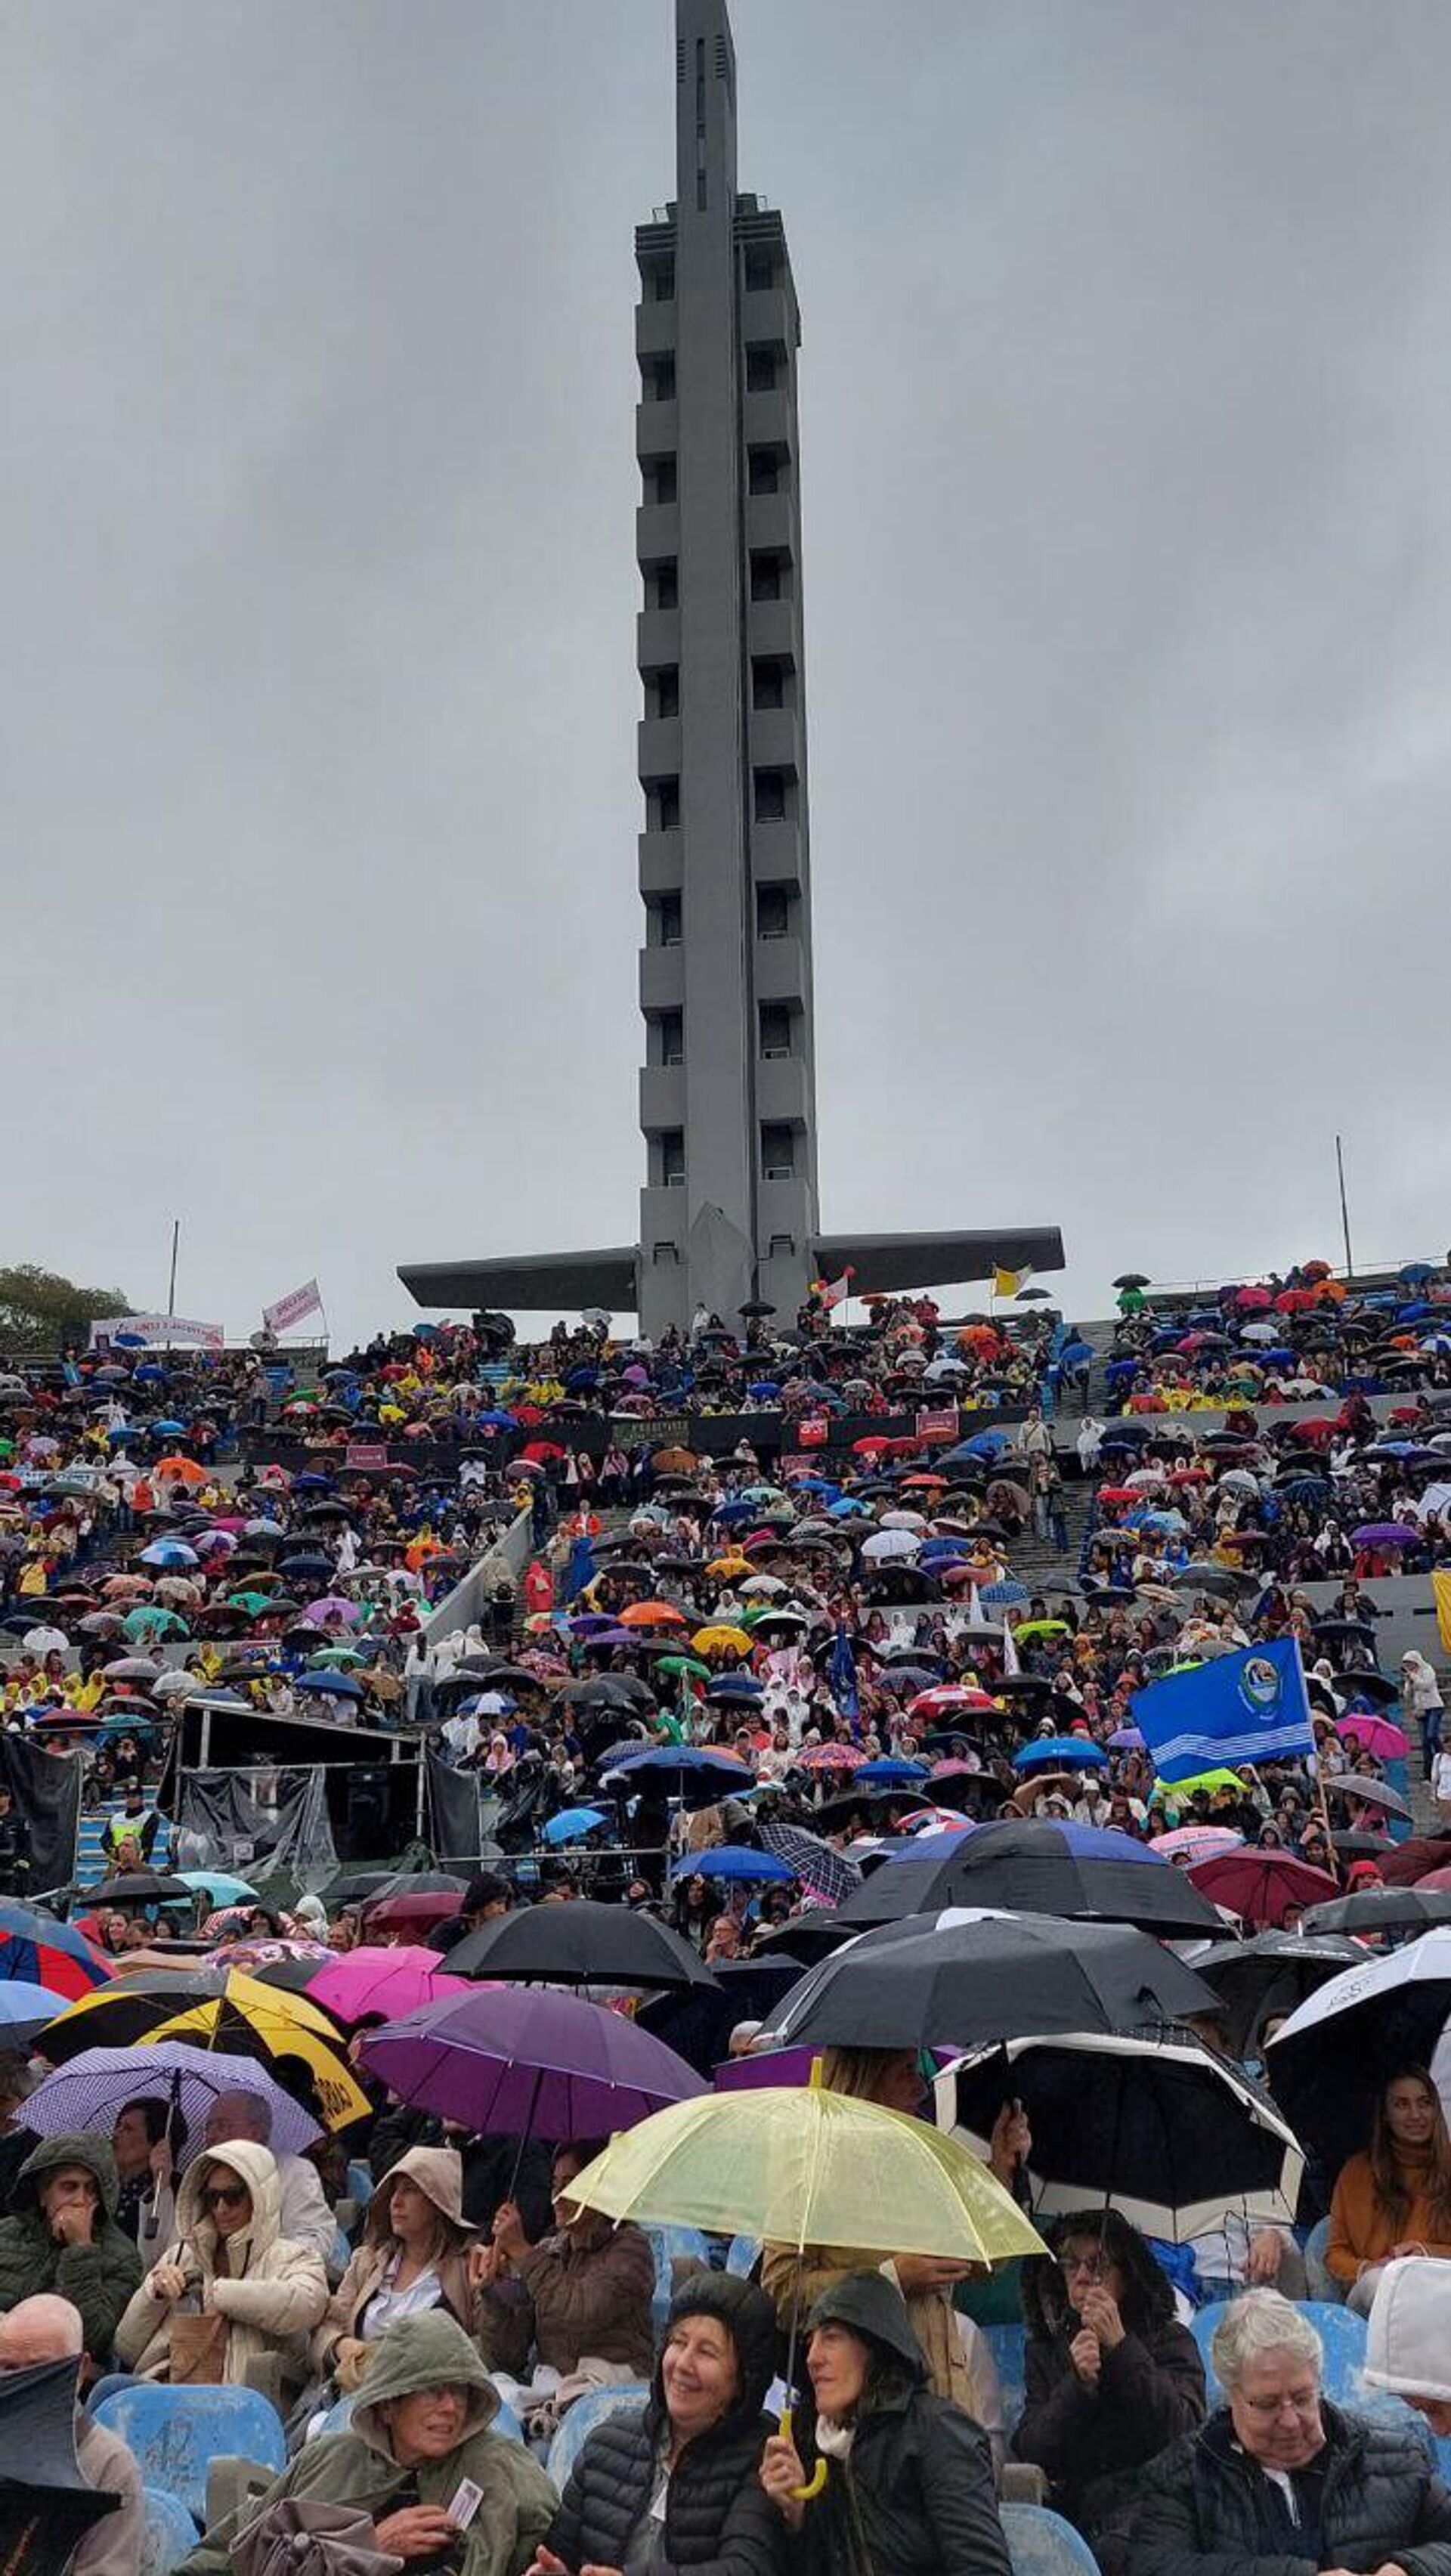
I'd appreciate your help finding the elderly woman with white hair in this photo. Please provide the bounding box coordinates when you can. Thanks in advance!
[1128,2289,1451,2576]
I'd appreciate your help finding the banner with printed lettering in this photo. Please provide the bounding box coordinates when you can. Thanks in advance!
[89,1312,224,1351]
[263,1277,323,1335]
[915,1407,959,1442]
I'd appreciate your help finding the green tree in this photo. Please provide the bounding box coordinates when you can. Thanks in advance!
[0,1263,131,1348]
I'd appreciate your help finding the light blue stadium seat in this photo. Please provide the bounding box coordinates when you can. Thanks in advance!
[725,2234,761,2279]
[546,2383,650,2491]
[348,2160,375,2207]
[85,2370,138,2413]
[1193,2300,1367,2404]
[1001,2501,1102,2576]
[141,2486,200,2576]
[642,2224,713,2330]
[984,2320,1028,2433]
[1302,2217,1344,2303]
[94,2384,286,2527]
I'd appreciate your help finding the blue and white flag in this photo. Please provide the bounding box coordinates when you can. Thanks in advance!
[1131,1638,1316,1785]
[828,1620,860,1733]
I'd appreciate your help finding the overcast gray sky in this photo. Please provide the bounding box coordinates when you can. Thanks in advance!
[5,2,1451,1348]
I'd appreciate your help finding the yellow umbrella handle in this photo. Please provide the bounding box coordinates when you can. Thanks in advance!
[780,2406,828,2501]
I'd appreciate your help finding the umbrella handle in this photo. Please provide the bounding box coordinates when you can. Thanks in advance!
[780,2407,827,2501]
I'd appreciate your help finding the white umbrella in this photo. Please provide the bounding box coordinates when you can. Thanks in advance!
[23,1626,70,1655]
[861,1528,920,1562]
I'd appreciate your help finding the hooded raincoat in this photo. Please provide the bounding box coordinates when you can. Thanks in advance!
[115,2138,327,2387]
[182,2311,557,2576]
[313,2146,487,2382]
[0,2134,144,2359]
[786,2271,1011,2576]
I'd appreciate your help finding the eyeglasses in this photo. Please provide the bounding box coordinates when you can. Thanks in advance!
[1236,2386,1320,2420]
[203,2184,248,2210]
[1058,2252,1109,2283]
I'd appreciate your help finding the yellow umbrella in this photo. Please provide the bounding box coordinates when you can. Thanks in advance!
[571,2079,1044,2498]
[569,2081,1044,2263]
[143,1972,371,2132]
[706,1555,753,1579]
[690,1624,755,1658]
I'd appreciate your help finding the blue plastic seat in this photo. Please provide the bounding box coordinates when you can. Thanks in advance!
[1001,2502,1102,2576]
[1302,2217,1344,2304]
[642,2224,713,2330]
[545,2383,650,2491]
[141,2486,200,2576]
[93,2384,286,2526]
[983,2320,1028,2434]
[85,2370,138,2413]
[725,2234,762,2279]
[347,2160,375,2207]
[1193,2300,1367,2404]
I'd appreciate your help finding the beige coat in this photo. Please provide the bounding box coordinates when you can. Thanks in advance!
[312,2144,487,2379]
[115,2138,328,2389]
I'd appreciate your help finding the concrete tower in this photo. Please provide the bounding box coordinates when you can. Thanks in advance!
[398,2,1064,1333]
[636,0,818,1338]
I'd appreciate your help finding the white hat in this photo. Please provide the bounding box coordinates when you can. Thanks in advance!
[1364,2256,1451,2403]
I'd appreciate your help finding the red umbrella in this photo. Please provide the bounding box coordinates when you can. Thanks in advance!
[1186,1849,1338,1929]
[362,1890,467,1935]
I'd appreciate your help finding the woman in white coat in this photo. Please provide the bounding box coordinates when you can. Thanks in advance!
[116,2138,328,2392]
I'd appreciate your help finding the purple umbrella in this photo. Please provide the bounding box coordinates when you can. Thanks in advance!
[1107,1726,1146,1751]
[303,1595,362,1626]
[358,1986,705,2138]
[1349,1524,1421,1548]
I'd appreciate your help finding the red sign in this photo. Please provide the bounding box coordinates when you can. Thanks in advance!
[914,1407,959,1442]
[345,1442,391,1469]
[797,1416,830,1447]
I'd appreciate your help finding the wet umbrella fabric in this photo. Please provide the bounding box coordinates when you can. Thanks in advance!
[936,2030,1303,2239]
[0,2356,116,2576]
[23,2039,323,2159]
[1267,1927,1451,2167]
[1188,1933,1366,2057]
[769,1909,1218,2054]
[0,1903,109,2000]
[358,1985,705,2138]
[1186,1848,1339,1930]
[756,1824,863,1908]
[445,1900,717,1992]
[834,1819,1222,1937]
[1301,1886,1451,1937]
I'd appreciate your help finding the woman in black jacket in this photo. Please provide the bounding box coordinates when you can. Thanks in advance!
[531,2271,784,2576]
[1013,2208,1206,2572]
[760,2271,1011,2576]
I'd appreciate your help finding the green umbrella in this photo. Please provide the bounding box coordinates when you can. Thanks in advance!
[657,1654,712,1683]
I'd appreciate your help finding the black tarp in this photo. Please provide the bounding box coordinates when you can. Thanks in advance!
[170,1766,337,1892]
[0,1736,81,1897]
[425,1751,504,1870]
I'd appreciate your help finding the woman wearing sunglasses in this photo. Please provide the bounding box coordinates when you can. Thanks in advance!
[116,2138,329,2392]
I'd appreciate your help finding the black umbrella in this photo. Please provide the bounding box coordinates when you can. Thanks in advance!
[0,2357,118,2576]
[938,2031,1303,2240]
[1301,1887,1451,1937]
[446,1899,717,1992]
[1266,1925,1451,2167]
[79,1872,193,1909]
[832,1819,1223,1937]
[1113,1274,1152,1291]
[1335,1670,1400,1709]
[769,1909,1217,2054]
[1188,1932,1366,2057]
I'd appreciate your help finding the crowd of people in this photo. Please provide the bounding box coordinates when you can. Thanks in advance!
[5,1263,1451,2576]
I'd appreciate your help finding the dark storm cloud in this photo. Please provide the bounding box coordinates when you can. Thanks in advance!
[4,2,1449,1339]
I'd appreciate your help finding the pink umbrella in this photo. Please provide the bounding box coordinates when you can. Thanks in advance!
[1186,1847,1338,1929]
[303,1596,362,1627]
[794,1742,868,1771]
[307,1945,472,2030]
[911,1686,996,1718]
[1338,1713,1410,1761]
[1149,1825,1245,1865]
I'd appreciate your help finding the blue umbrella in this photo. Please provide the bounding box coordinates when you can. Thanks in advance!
[1013,1738,1106,1773]
[541,1807,610,1846]
[0,1978,60,2037]
[1401,1262,1437,1284]
[150,1418,187,1436]
[138,1540,198,1568]
[173,1870,259,1906]
[711,1500,758,1525]
[704,1677,764,1703]
[668,1846,794,1883]
[295,1670,365,1700]
[978,1580,1031,1609]
[606,1748,755,1788]
[961,1430,1011,1458]
[747,1381,781,1401]
[856,1757,930,1785]
[475,1410,519,1430]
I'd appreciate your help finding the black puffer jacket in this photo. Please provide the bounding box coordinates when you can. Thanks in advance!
[1127,2402,1451,2576]
[791,2273,1012,2576]
[546,2272,784,2576]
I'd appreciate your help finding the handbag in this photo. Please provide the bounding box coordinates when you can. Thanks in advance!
[233,2497,404,2576]
[169,2307,230,2385]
